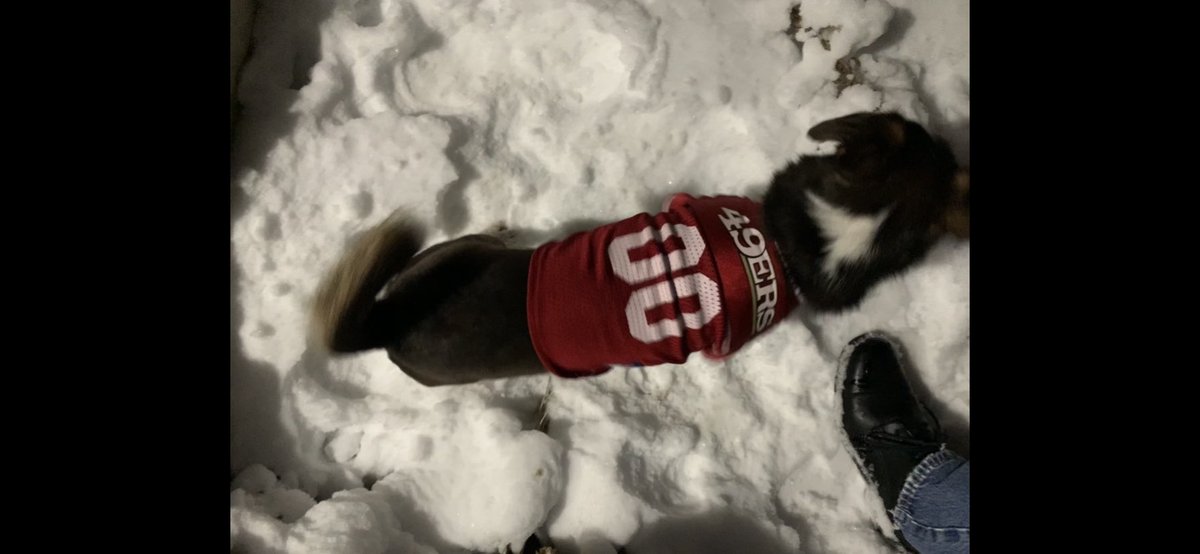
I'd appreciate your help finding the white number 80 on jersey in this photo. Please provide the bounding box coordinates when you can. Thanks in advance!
[607,223,721,344]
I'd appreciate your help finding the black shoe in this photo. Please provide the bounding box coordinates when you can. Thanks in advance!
[838,331,944,516]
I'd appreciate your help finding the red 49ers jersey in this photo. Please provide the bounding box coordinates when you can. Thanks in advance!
[526,194,798,378]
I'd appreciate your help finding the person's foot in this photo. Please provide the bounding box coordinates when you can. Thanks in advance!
[838,332,944,515]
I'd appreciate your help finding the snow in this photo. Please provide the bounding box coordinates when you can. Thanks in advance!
[230,0,969,552]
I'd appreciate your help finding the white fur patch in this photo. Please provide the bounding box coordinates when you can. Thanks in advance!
[804,191,891,277]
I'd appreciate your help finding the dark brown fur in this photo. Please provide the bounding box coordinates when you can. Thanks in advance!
[762,112,966,311]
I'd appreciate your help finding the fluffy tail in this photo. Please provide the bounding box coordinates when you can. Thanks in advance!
[310,214,424,353]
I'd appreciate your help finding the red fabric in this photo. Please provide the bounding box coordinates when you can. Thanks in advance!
[527,194,797,377]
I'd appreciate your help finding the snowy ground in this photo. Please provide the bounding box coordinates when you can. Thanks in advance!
[230,0,968,552]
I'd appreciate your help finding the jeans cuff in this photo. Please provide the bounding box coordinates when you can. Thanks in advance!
[893,447,958,523]
[890,447,968,546]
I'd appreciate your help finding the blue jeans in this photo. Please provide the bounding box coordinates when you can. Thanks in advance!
[893,449,970,553]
